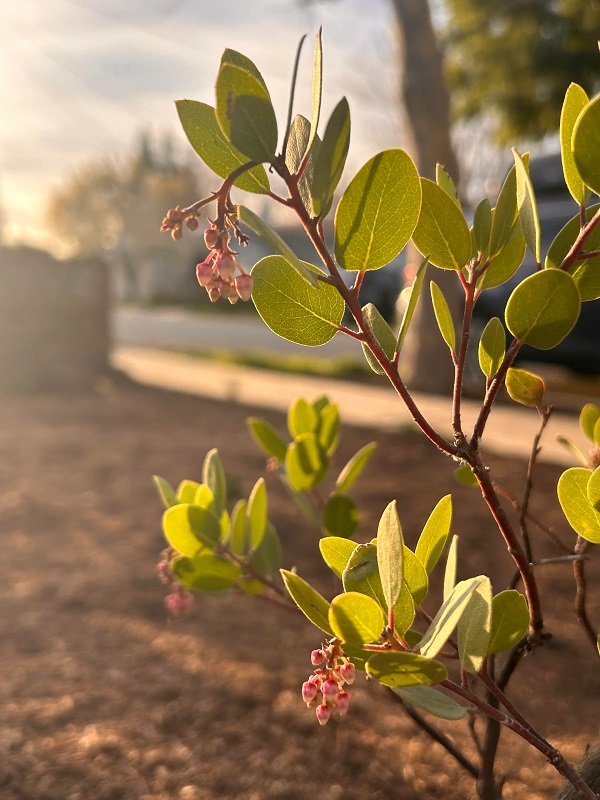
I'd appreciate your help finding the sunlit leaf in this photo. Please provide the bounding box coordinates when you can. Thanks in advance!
[281,569,333,635]
[329,591,384,644]
[488,590,529,653]
[560,83,590,205]
[366,651,447,688]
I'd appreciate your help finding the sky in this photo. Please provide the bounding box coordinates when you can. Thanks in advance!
[0,0,405,250]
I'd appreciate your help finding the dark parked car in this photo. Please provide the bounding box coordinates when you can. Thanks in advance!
[473,153,600,374]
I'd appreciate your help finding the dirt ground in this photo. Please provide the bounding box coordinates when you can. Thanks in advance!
[0,378,598,800]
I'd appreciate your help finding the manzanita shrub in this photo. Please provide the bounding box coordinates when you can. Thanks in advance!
[154,32,600,800]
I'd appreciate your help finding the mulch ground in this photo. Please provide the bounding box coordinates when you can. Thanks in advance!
[0,378,598,800]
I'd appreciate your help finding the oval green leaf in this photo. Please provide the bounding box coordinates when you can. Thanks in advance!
[394,685,468,720]
[457,576,492,674]
[280,569,333,635]
[396,255,429,352]
[288,397,319,438]
[246,417,288,461]
[477,220,526,291]
[580,403,600,442]
[419,576,484,659]
[251,256,343,345]
[561,83,590,205]
[361,303,397,374]
[505,367,545,408]
[488,590,529,654]
[478,317,506,379]
[415,495,453,574]
[513,149,541,264]
[311,97,351,218]
[285,432,327,491]
[412,179,472,270]
[572,92,600,196]
[472,198,492,257]
[334,149,421,271]
[175,100,269,194]
[202,448,227,517]
[319,536,358,578]
[336,442,378,494]
[377,500,404,613]
[430,281,456,351]
[172,553,241,593]
[153,475,178,509]
[545,203,600,301]
[557,467,600,544]
[505,269,581,350]
[322,494,359,538]
[246,477,267,551]
[366,651,447,688]
[329,591,385,645]
[162,504,221,557]
[317,403,340,456]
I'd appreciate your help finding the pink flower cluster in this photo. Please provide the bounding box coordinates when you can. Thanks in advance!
[301,643,356,725]
[156,555,193,618]
[196,226,253,304]
[160,206,199,240]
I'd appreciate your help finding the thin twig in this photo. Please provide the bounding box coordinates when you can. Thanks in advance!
[573,536,599,650]
[518,404,553,564]
[494,483,572,554]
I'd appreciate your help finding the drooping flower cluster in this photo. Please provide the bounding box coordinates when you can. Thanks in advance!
[156,551,193,618]
[301,639,356,725]
[160,206,199,240]
[196,225,253,304]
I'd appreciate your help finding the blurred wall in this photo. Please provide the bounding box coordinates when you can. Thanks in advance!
[0,247,110,391]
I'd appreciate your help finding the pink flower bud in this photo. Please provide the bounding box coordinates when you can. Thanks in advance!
[335,691,350,715]
[227,294,239,305]
[196,263,215,287]
[217,253,239,280]
[302,681,318,703]
[171,227,183,241]
[166,207,182,222]
[311,649,326,666]
[208,287,221,303]
[204,228,219,249]
[322,678,339,700]
[186,216,199,231]
[339,662,356,685]
[235,274,253,301]
[164,591,193,617]
[316,703,331,726]
[220,281,238,299]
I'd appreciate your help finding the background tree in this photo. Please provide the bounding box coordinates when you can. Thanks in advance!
[443,0,600,144]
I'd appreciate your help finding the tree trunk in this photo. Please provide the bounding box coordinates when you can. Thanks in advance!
[389,0,462,394]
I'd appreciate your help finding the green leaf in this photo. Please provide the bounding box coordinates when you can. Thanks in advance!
[251,256,344,345]
[415,495,453,574]
[505,367,545,408]
[246,478,267,551]
[162,504,221,557]
[419,576,484,659]
[177,480,202,504]
[308,28,323,158]
[312,395,331,414]
[478,317,506,379]
[394,585,416,637]
[402,547,429,606]
[560,83,590,205]
[280,569,334,635]
[251,521,282,577]
[545,203,600,301]
[311,97,351,218]
[329,591,385,645]
[436,164,461,209]
[202,449,227,517]
[376,500,404,613]
[319,536,357,578]
[343,543,386,607]
[396,256,429,352]
[489,160,525,257]
[361,303,397,374]
[472,198,492,257]
[335,442,377,494]
[412,179,472,270]
[285,432,327,491]
[228,499,247,556]
[215,51,277,162]
[454,465,478,487]
[430,281,456,351]
[316,403,340,456]
[334,149,421,271]
[505,269,581,349]
[513,150,541,264]
[488,590,529,654]
[247,417,288,461]
[580,403,600,442]
[366,651,447,688]
[175,100,269,194]
[477,220,526,291]
[322,494,359,538]
[557,467,600,544]
[237,207,319,288]
[443,535,459,601]
[172,553,241,592]
[193,484,215,513]
[587,465,600,512]
[288,397,319,438]
[457,576,492,674]
[153,475,178,509]
[572,92,600,196]
[285,115,321,214]
[394,685,468,720]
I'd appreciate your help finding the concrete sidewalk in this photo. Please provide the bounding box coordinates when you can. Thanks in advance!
[113,346,589,467]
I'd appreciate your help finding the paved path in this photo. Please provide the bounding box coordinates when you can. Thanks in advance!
[114,306,360,360]
[113,346,587,467]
